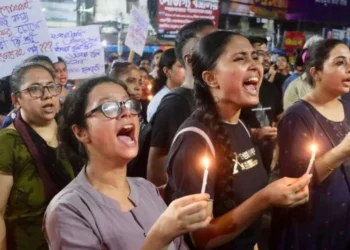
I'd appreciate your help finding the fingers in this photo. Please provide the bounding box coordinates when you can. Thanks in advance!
[182,207,209,225]
[177,200,208,218]
[171,193,210,208]
[185,216,212,232]
[290,174,312,193]
[288,196,309,208]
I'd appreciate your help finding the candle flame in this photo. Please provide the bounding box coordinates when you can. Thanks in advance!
[310,144,317,152]
[147,84,152,90]
[202,156,210,170]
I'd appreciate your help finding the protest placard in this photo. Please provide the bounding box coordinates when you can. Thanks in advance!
[125,5,149,57]
[0,0,57,78]
[50,25,104,79]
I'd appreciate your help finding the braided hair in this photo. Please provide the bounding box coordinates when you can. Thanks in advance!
[191,31,244,213]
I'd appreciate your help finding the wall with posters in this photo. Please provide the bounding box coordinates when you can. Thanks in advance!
[157,0,219,40]
[288,0,350,25]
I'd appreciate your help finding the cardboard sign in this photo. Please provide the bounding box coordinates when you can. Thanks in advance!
[50,25,105,79]
[125,5,149,56]
[0,0,57,78]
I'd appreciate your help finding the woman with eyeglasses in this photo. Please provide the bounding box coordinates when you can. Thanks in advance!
[43,76,212,249]
[0,62,75,250]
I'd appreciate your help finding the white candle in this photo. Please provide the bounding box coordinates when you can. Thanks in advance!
[201,157,210,194]
[306,144,317,174]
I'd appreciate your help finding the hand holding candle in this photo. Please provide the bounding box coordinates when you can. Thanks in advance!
[306,144,317,174]
[201,157,210,194]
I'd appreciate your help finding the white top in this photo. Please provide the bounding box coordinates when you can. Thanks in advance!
[147,86,170,122]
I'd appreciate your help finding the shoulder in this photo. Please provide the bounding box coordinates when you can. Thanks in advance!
[281,101,312,125]
[158,88,193,109]
[0,127,21,147]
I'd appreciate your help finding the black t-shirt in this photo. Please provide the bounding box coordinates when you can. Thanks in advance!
[272,73,290,94]
[0,77,12,115]
[240,79,283,128]
[165,114,268,250]
[150,87,195,151]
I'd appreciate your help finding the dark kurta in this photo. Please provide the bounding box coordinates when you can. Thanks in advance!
[271,100,350,250]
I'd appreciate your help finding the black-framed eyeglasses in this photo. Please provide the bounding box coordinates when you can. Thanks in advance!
[16,83,62,98]
[84,99,142,119]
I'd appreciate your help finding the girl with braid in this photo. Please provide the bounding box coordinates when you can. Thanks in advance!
[164,31,312,250]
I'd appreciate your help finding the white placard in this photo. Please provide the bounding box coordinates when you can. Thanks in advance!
[0,0,57,78]
[125,5,149,56]
[50,25,104,79]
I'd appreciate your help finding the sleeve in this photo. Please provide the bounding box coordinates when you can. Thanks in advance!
[0,133,14,175]
[278,111,314,178]
[150,97,191,151]
[283,79,300,110]
[44,202,102,250]
[166,131,217,199]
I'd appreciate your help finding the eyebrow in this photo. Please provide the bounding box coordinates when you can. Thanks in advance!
[334,56,347,60]
[28,81,55,86]
[97,95,130,104]
[233,51,257,56]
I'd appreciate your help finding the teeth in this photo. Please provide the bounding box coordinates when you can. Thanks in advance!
[123,124,134,130]
[247,77,259,83]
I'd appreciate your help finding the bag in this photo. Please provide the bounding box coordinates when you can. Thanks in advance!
[127,88,194,178]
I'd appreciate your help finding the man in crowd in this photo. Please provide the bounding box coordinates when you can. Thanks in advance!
[240,36,283,172]
[147,19,216,187]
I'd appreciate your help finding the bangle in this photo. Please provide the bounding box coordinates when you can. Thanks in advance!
[326,166,335,172]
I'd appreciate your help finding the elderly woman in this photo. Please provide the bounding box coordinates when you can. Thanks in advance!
[0,62,75,250]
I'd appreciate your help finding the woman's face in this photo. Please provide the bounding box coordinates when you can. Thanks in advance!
[54,62,68,86]
[210,36,263,108]
[83,83,140,163]
[317,44,350,96]
[276,56,288,71]
[120,69,142,100]
[168,60,185,87]
[15,67,60,125]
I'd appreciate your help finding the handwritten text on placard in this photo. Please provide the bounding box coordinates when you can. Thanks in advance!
[50,25,105,79]
[0,0,56,78]
[125,5,149,56]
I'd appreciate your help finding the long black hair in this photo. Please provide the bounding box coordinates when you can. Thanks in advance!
[153,48,177,95]
[58,76,127,166]
[191,30,245,212]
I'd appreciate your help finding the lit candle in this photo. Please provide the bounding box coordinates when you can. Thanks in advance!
[306,144,317,174]
[201,157,210,194]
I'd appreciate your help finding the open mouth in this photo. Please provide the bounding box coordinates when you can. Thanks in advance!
[117,124,136,146]
[243,76,259,96]
[42,103,54,112]
[343,78,350,87]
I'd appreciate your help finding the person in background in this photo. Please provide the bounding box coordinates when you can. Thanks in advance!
[139,56,151,72]
[139,67,153,100]
[54,57,74,96]
[268,54,291,93]
[2,55,58,129]
[282,51,305,94]
[108,61,147,124]
[240,36,283,173]
[109,61,142,100]
[271,39,350,250]
[147,48,185,122]
[0,62,75,250]
[150,50,163,78]
[44,76,212,250]
[165,30,311,250]
[147,19,216,187]
[283,36,324,110]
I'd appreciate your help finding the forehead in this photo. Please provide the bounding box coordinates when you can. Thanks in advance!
[328,44,350,58]
[88,83,128,105]
[21,67,53,88]
[223,36,254,54]
[252,43,268,51]
[55,62,66,68]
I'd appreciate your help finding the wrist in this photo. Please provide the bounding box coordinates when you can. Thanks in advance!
[144,222,170,250]
[254,188,272,210]
[332,144,349,164]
